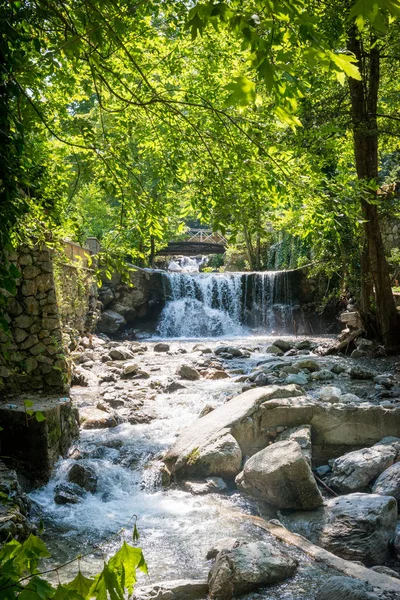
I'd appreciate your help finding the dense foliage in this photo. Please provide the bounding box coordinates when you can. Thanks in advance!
[1,0,400,343]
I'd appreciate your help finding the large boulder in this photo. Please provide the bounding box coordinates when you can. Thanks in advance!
[372,462,400,507]
[176,364,200,380]
[316,576,381,600]
[134,579,208,600]
[97,310,125,334]
[329,438,400,493]
[67,462,97,493]
[79,407,118,429]
[236,440,323,509]
[208,541,297,599]
[282,493,397,565]
[109,346,134,361]
[54,482,85,505]
[175,433,242,480]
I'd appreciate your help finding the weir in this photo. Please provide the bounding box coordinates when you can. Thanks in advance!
[157,271,297,337]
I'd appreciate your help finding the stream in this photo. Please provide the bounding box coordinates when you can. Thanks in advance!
[28,270,400,598]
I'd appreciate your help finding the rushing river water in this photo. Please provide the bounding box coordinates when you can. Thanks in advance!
[29,336,341,598]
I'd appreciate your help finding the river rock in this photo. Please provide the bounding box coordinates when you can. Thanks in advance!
[109,346,133,361]
[236,440,323,509]
[206,538,244,560]
[349,366,375,380]
[135,579,208,600]
[296,340,312,350]
[296,359,320,372]
[266,344,284,356]
[372,462,400,506]
[208,540,297,599]
[154,342,170,352]
[183,477,227,494]
[214,346,244,357]
[54,482,85,505]
[276,425,312,465]
[67,462,97,493]
[317,386,342,403]
[164,379,187,393]
[122,361,139,376]
[329,440,399,493]
[71,366,90,386]
[316,576,381,600]
[79,407,118,429]
[312,369,335,381]
[175,432,242,479]
[97,310,126,334]
[176,364,200,380]
[205,370,230,380]
[282,493,397,565]
[285,373,308,386]
[273,339,292,352]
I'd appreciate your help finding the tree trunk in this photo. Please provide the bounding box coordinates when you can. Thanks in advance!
[243,225,255,270]
[347,25,400,350]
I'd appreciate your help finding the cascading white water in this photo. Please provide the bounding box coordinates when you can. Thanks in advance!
[157,270,296,338]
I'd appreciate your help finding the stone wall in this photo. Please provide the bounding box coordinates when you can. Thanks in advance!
[0,244,68,395]
[97,267,164,335]
[381,215,400,253]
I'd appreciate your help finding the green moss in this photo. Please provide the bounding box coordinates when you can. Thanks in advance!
[186,447,200,465]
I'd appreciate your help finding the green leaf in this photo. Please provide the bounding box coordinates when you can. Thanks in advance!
[65,571,95,599]
[132,524,140,543]
[329,52,361,80]
[223,76,256,107]
[53,584,85,600]
[108,542,147,595]
[24,400,34,408]
[35,411,46,422]
[89,563,124,600]
[19,576,55,600]
[274,106,302,130]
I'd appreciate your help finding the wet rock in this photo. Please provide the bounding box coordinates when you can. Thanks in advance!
[0,461,32,541]
[356,338,373,351]
[176,432,242,480]
[329,439,399,493]
[280,365,301,375]
[126,409,156,424]
[208,540,297,599]
[135,579,208,600]
[164,379,187,393]
[183,477,227,495]
[340,393,361,403]
[315,465,331,478]
[215,346,244,357]
[372,462,400,506]
[154,343,170,352]
[394,524,400,560]
[296,340,312,350]
[71,366,90,387]
[374,374,395,389]
[312,369,335,381]
[349,366,375,380]
[285,373,308,386]
[316,576,381,600]
[200,404,216,417]
[97,310,125,334]
[109,346,134,361]
[205,370,230,380]
[79,407,118,429]
[317,386,342,404]
[296,359,320,372]
[206,538,244,560]
[54,482,85,505]
[67,462,97,493]
[236,440,322,509]
[283,493,397,565]
[351,349,368,358]
[331,363,346,374]
[176,364,200,380]
[370,565,400,579]
[273,339,292,352]
[266,344,284,356]
[122,361,139,376]
[276,425,312,465]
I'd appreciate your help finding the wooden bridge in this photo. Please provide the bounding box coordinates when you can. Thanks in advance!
[157,229,227,256]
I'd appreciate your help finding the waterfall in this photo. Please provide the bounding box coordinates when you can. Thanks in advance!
[156,271,296,338]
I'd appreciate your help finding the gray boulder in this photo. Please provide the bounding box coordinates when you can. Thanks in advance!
[206,538,244,560]
[329,440,399,493]
[97,310,125,334]
[154,343,170,352]
[236,440,323,509]
[135,579,208,600]
[372,462,400,506]
[295,358,321,372]
[316,576,381,600]
[109,346,133,361]
[282,493,397,565]
[272,339,292,352]
[176,364,200,380]
[276,424,312,465]
[175,432,242,480]
[208,540,297,599]
[67,463,97,493]
[54,482,85,505]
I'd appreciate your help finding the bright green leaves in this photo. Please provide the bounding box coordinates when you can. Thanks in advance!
[223,76,256,107]
[65,571,95,599]
[349,0,400,31]
[108,542,147,596]
[0,536,147,600]
[328,52,361,81]
[274,106,302,129]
